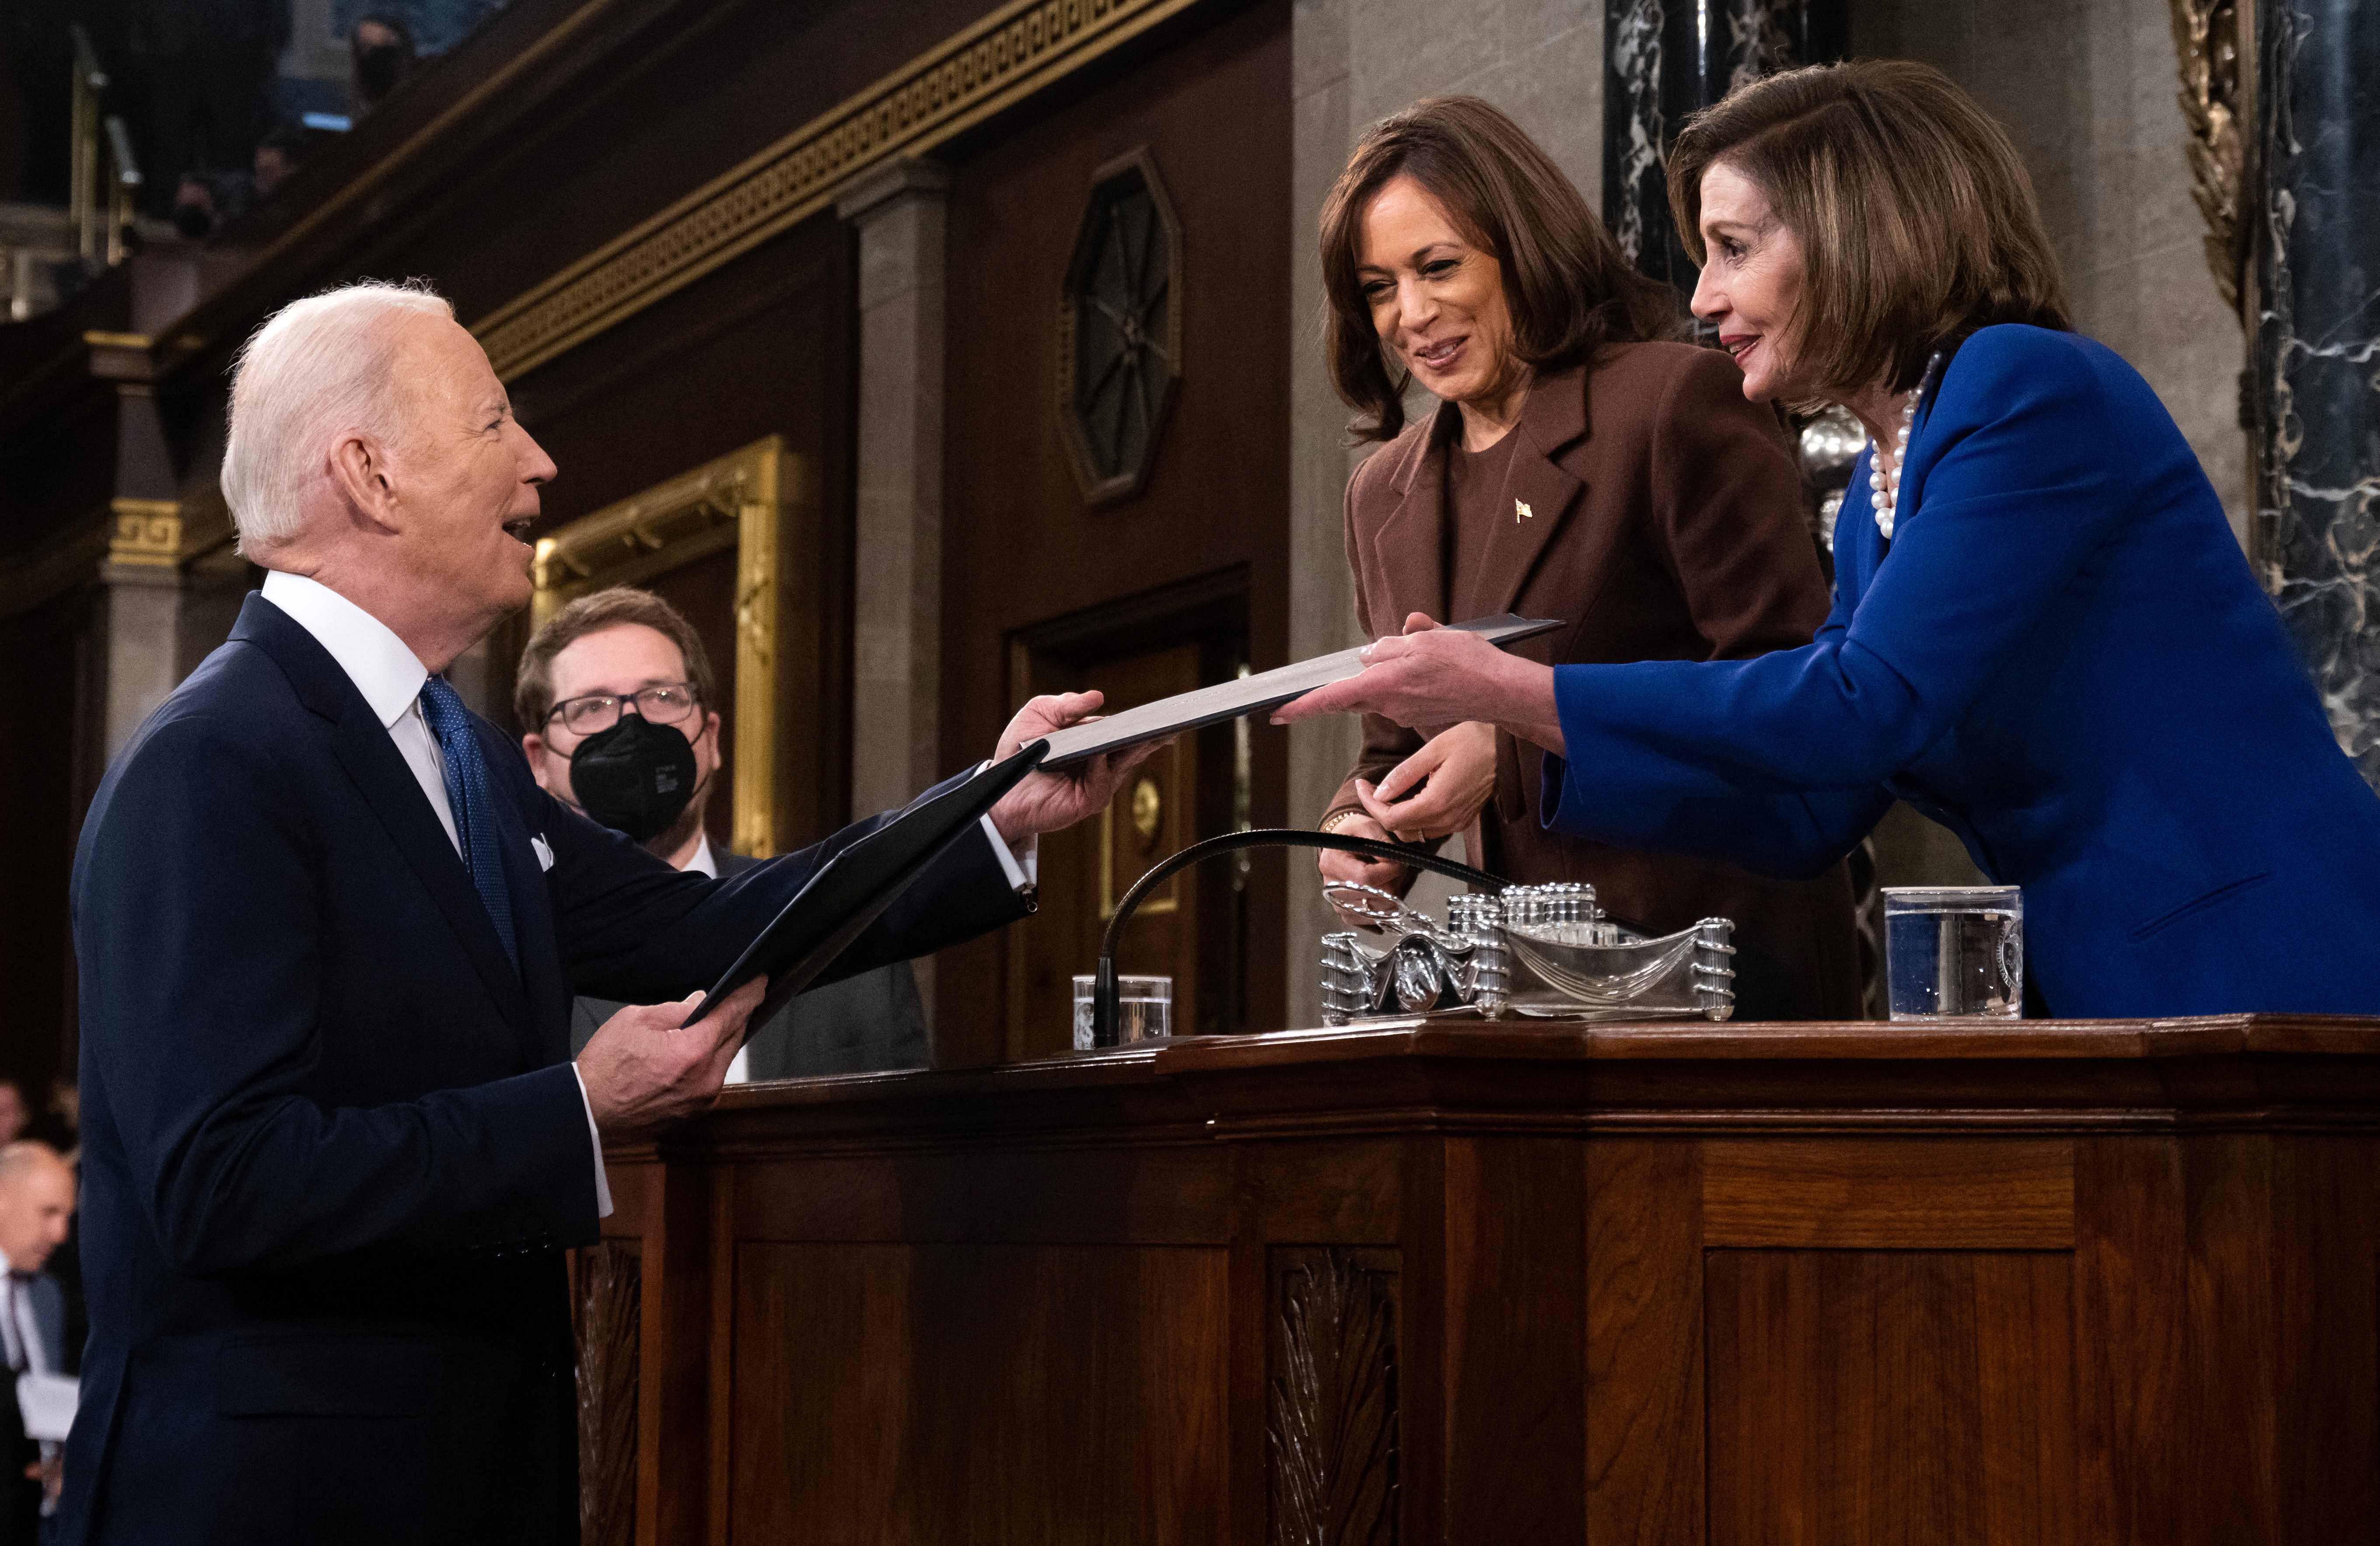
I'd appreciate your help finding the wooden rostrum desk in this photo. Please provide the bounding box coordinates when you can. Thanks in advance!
[579,1016,2380,1545]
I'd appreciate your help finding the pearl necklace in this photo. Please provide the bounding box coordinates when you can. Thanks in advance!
[1867,391,1921,541]
[1867,350,1949,543]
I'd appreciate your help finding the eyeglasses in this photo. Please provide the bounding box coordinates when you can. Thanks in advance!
[546,682,700,738]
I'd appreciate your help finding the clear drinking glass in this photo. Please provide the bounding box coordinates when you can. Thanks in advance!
[1072,974,1175,1049]
[1882,886,2023,1020]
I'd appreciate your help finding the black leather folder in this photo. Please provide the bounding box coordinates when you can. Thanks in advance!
[684,738,1050,1034]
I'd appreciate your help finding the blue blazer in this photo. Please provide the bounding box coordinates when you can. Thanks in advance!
[1540,325,2380,1017]
[62,594,1027,1544]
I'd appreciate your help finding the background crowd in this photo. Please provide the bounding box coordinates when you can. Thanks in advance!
[2,0,511,240]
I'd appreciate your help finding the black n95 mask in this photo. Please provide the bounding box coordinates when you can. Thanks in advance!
[569,713,697,843]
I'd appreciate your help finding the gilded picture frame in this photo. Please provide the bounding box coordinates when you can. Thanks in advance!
[529,435,799,857]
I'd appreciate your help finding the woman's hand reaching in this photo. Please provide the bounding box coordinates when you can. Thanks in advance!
[1356,721,1497,843]
[1272,614,1566,753]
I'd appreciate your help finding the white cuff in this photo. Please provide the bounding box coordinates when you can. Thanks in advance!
[571,1063,614,1219]
[981,812,1038,892]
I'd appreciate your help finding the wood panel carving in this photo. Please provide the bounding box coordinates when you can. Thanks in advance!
[1267,1247,1399,1546]
[572,1241,642,1546]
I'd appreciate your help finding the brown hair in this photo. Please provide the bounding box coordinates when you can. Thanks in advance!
[514,587,717,734]
[1667,59,2071,397]
[1319,96,1678,442]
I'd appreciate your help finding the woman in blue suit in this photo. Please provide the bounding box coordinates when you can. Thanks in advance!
[1279,59,2380,1017]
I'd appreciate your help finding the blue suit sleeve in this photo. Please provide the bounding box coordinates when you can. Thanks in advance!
[1539,330,2124,875]
[74,717,596,1279]
[1542,570,1893,876]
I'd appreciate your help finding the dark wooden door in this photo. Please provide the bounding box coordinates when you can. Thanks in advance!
[1005,578,1253,1060]
[932,0,1292,1064]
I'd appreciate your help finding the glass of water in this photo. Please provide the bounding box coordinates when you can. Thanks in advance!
[1882,887,2023,1020]
[1072,974,1175,1049]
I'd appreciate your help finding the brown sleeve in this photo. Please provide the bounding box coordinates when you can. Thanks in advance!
[1649,348,1833,658]
[1326,449,1424,821]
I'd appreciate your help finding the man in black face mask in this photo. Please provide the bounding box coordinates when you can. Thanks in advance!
[516,588,933,1077]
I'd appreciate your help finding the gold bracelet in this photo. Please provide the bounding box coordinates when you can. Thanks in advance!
[1318,807,1370,836]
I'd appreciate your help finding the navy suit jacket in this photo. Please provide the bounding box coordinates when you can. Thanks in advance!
[1540,325,2380,1016]
[62,593,1027,1544]
[0,1271,66,1546]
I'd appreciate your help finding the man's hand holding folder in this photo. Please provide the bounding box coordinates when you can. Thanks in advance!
[579,690,1162,1136]
[580,976,770,1135]
[987,689,1166,844]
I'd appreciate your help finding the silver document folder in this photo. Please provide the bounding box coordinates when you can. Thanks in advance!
[1038,613,1563,768]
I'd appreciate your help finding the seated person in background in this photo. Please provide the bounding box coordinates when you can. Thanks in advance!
[0,1142,76,1541]
[251,124,310,201]
[518,588,933,1079]
[348,12,415,112]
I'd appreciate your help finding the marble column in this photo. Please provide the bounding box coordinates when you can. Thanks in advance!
[2251,0,2380,787]
[1603,0,1846,293]
[838,156,952,1010]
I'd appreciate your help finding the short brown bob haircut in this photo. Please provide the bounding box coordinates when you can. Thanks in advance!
[1668,59,2071,398]
[514,587,717,735]
[1319,96,1677,442]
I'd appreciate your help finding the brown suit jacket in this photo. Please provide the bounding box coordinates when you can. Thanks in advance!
[1329,341,1860,1020]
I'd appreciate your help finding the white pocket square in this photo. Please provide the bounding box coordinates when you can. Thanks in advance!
[532,834,555,871]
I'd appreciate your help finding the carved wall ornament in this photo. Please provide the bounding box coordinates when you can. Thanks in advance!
[530,435,800,856]
[571,1241,640,1546]
[1267,1246,1399,1546]
[105,498,183,568]
[2169,0,2248,313]
[1055,146,1183,507]
[471,0,1213,382]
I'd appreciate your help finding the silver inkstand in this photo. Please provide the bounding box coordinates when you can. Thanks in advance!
[1082,829,1736,1046]
[1319,880,1735,1024]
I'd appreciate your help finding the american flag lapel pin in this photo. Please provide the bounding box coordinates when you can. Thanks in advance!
[1515,498,1533,523]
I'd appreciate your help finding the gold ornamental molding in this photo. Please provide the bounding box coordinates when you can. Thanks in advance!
[2168,0,2247,313]
[530,435,798,857]
[472,0,1211,382]
[107,498,184,568]
[104,495,238,571]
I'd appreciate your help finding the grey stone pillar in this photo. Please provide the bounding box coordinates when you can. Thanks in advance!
[1286,0,1364,1033]
[2251,0,2380,786]
[839,156,952,1008]
[93,561,187,760]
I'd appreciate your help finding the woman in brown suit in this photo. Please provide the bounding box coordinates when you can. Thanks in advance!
[1313,96,1857,1019]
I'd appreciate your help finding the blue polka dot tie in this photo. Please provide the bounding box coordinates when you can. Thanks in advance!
[418,675,519,972]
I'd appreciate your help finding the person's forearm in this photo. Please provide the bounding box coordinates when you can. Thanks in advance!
[1491,656,1566,756]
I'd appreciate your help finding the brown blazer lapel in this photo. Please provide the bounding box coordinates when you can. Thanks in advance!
[1467,364,1590,618]
[1364,406,1455,631]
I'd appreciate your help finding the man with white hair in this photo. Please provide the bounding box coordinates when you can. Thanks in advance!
[63,282,1147,1544]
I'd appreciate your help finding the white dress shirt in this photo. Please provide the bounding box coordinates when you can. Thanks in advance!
[675,835,758,1086]
[259,570,614,1217]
